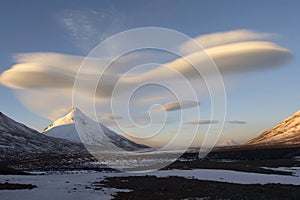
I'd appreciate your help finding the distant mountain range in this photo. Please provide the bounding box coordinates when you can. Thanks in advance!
[247,110,300,146]
[43,108,149,151]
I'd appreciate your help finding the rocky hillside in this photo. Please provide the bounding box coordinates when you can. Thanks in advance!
[247,110,300,146]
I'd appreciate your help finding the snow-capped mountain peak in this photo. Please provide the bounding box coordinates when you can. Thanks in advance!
[247,110,300,146]
[218,139,240,147]
[43,108,149,150]
[44,107,83,131]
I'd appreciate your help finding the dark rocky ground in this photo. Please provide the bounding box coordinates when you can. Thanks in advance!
[1,145,300,175]
[166,145,300,174]
[164,157,300,176]
[1,145,299,172]
[98,175,300,200]
[97,145,300,200]
[0,165,30,175]
[0,182,37,190]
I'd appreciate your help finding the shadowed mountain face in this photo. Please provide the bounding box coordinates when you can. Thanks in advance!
[43,108,149,151]
[247,110,300,146]
[0,112,85,158]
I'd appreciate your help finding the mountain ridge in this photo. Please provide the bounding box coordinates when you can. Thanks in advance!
[44,107,78,132]
[247,110,300,146]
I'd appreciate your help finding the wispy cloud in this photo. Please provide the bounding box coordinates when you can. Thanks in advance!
[102,113,123,120]
[122,121,149,128]
[228,120,247,124]
[60,8,124,52]
[185,120,219,125]
[156,100,200,112]
[134,95,169,104]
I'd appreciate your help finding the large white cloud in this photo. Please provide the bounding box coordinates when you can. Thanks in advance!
[179,29,273,54]
[0,29,292,123]
[123,41,292,83]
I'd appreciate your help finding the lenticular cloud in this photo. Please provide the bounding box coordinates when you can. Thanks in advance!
[0,29,292,121]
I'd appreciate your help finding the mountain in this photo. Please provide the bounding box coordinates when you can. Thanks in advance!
[247,110,300,146]
[217,139,240,147]
[0,112,85,159]
[43,108,149,151]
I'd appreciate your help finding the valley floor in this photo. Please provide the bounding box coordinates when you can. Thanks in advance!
[1,146,300,199]
[0,166,300,200]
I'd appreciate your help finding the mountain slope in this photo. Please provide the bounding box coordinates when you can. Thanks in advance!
[43,108,149,151]
[0,112,86,158]
[247,110,300,146]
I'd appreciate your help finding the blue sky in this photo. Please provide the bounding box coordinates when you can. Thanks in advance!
[0,0,300,146]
